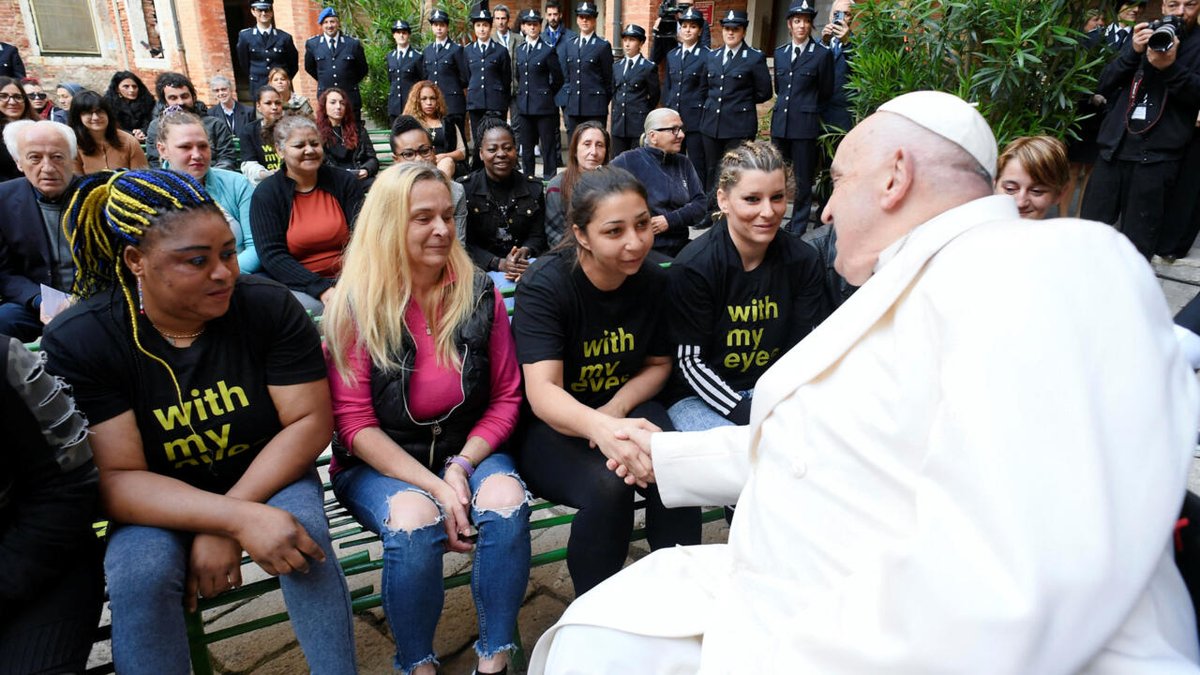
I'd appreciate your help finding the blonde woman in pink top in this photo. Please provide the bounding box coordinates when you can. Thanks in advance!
[323,162,528,675]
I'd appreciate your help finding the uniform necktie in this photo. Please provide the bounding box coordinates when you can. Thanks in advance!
[794,45,801,63]
[624,58,632,75]
[724,49,733,65]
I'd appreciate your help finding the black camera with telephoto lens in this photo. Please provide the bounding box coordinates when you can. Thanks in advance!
[1148,15,1184,52]
[658,0,679,18]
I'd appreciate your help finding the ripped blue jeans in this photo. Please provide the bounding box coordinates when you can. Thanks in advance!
[331,453,530,674]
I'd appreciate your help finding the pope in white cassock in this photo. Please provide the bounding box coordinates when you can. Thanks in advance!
[529,91,1200,674]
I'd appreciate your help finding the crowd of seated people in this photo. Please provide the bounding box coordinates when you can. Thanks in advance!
[3,17,1142,669]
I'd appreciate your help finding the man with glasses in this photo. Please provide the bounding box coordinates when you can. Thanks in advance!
[208,74,255,134]
[391,115,467,239]
[236,0,299,98]
[1081,0,1200,259]
[771,0,833,234]
[610,108,705,257]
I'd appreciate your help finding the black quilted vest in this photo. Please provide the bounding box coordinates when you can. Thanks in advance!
[332,271,496,470]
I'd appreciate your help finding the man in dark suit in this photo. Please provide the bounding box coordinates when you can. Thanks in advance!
[492,5,525,145]
[771,0,833,234]
[664,7,710,185]
[0,121,78,342]
[0,42,25,79]
[610,24,660,157]
[699,10,771,194]
[304,7,368,116]
[466,7,513,141]
[560,1,614,139]
[236,0,299,97]
[386,19,425,127]
[516,9,564,178]
[424,9,470,153]
[208,74,256,135]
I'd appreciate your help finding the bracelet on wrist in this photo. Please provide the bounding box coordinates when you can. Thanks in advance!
[445,454,476,478]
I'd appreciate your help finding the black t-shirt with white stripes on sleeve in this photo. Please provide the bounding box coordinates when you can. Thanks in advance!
[665,222,829,424]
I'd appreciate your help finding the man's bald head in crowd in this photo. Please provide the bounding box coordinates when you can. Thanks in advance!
[821,91,996,286]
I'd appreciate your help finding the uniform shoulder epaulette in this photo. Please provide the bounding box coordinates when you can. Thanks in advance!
[775,42,791,51]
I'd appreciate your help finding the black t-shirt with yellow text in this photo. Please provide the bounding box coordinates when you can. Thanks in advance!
[513,250,670,409]
[42,276,325,494]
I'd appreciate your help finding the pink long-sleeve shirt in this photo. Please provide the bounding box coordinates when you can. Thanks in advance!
[326,286,521,476]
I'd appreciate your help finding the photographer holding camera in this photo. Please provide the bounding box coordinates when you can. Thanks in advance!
[1080,0,1200,259]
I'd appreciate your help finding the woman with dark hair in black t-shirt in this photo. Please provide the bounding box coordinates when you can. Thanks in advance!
[513,166,702,596]
[666,141,829,432]
[40,169,356,674]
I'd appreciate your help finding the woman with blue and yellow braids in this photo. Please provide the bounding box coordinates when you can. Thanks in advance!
[40,169,357,675]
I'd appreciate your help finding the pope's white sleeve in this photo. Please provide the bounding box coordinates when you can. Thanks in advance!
[652,425,752,507]
[786,228,1200,672]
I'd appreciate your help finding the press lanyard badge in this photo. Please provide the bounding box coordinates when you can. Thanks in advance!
[1132,93,1149,121]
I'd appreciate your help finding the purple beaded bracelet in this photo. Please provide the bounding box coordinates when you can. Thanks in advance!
[445,455,476,478]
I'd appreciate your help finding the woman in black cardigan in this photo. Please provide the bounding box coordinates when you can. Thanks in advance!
[316,87,379,191]
[461,117,546,279]
[250,115,365,314]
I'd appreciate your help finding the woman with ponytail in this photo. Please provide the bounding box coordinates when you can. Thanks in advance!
[40,169,356,675]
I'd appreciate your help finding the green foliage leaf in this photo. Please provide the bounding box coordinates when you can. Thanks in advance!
[847,0,1105,150]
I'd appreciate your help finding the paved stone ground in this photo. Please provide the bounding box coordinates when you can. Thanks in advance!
[86,503,730,675]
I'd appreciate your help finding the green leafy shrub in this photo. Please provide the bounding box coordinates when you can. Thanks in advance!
[846,0,1106,148]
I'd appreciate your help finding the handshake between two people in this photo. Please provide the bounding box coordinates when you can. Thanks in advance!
[590,414,660,488]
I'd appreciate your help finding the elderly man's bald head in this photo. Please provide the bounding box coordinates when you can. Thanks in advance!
[821,110,994,286]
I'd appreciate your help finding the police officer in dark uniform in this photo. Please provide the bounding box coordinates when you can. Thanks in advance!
[664,6,709,181]
[516,9,564,179]
[466,7,513,142]
[236,0,299,98]
[771,0,833,234]
[611,24,660,157]
[0,42,26,79]
[424,8,470,152]
[560,1,615,140]
[386,19,425,127]
[303,7,369,116]
[699,10,771,191]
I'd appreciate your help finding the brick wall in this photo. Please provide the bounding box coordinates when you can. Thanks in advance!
[277,0,321,101]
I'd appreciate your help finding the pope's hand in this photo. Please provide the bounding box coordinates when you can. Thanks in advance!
[607,425,657,487]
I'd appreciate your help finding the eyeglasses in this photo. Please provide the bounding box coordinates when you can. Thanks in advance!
[27,92,47,100]
[652,126,685,136]
[395,145,437,161]
[0,93,25,103]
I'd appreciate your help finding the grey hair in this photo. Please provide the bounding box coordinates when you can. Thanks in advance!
[271,113,318,150]
[210,74,233,89]
[493,3,510,15]
[3,119,78,161]
[641,108,681,146]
